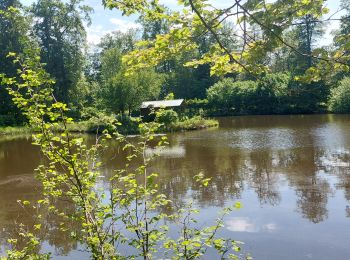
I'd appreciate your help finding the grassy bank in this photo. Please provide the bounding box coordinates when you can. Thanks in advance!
[0,117,219,136]
[0,126,33,136]
[167,116,219,131]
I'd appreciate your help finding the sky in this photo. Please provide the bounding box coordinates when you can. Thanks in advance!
[21,0,345,46]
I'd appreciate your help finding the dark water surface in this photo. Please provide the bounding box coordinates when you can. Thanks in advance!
[1,115,350,259]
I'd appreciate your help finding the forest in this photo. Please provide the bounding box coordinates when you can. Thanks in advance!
[1,0,350,132]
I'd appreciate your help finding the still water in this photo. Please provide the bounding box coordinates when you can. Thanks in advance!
[1,114,350,259]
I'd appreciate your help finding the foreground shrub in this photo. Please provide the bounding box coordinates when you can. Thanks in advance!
[1,53,249,260]
[329,77,350,113]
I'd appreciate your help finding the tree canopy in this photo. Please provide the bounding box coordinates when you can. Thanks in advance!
[1,0,350,123]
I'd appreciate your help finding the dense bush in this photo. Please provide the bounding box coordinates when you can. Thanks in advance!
[257,73,290,113]
[0,115,20,126]
[185,98,209,108]
[286,79,329,113]
[207,73,329,115]
[329,77,350,113]
[169,116,218,131]
[155,109,179,125]
[185,98,209,117]
[207,75,289,115]
[207,78,258,114]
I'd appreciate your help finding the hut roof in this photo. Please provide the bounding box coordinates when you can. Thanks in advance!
[141,99,184,109]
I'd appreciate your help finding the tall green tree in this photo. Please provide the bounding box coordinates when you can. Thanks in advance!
[334,0,350,75]
[31,0,92,103]
[0,0,36,125]
[104,0,332,76]
[293,14,325,73]
[339,0,350,36]
[98,31,164,114]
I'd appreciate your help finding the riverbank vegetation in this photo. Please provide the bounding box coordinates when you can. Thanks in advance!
[1,0,350,130]
[0,113,218,136]
[1,0,350,258]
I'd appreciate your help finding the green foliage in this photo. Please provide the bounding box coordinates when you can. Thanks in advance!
[207,73,329,115]
[169,116,219,131]
[0,2,36,125]
[31,0,92,103]
[207,78,259,114]
[287,80,329,113]
[164,92,175,100]
[185,98,208,108]
[257,73,290,114]
[185,99,209,117]
[0,126,31,136]
[68,75,98,119]
[98,33,164,114]
[293,15,325,74]
[156,109,179,125]
[104,0,335,78]
[329,77,350,113]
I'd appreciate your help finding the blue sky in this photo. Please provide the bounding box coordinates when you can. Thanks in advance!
[22,0,345,46]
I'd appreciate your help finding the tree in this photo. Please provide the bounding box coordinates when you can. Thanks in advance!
[138,4,170,41]
[98,31,164,114]
[31,0,92,103]
[103,0,337,77]
[292,14,325,74]
[0,1,37,125]
[99,29,139,53]
[164,23,237,99]
[333,0,350,79]
[338,0,350,40]
[329,77,350,113]
[207,78,259,114]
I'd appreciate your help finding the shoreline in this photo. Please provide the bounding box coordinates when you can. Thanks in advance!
[0,118,219,137]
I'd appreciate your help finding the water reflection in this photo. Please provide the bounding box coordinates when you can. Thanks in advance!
[0,138,81,257]
[226,217,277,233]
[1,115,350,259]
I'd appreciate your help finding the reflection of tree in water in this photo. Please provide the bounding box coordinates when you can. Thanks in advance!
[98,134,339,222]
[246,150,281,206]
[0,185,80,255]
[319,150,350,218]
[295,178,331,223]
[4,129,350,256]
[152,144,245,208]
[282,147,332,223]
[0,141,80,257]
[43,199,81,256]
[0,138,40,178]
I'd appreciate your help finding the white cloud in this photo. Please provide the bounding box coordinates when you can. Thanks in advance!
[159,0,180,9]
[86,25,113,45]
[87,33,102,45]
[263,223,277,232]
[109,18,142,33]
[226,217,257,233]
[226,217,277,233]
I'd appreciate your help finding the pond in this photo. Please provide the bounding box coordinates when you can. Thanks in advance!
[0,114,350,259]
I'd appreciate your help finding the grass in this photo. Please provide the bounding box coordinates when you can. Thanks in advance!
[0,116,219,137]
[168,116,219,131]
[0,126,32,136]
